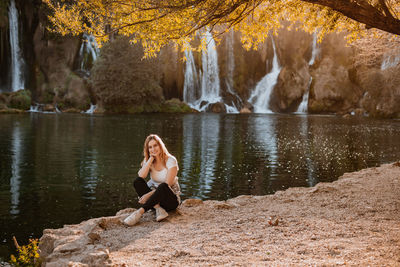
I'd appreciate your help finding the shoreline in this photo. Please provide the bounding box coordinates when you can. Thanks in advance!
[39,162,400,266]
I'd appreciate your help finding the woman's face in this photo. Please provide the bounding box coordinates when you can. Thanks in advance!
[148,139,160,157]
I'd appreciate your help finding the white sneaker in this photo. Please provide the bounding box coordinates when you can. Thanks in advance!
[123,210,142,226]
[155,206,168,222]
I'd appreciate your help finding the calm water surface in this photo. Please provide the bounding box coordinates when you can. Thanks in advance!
[1,113,400,260]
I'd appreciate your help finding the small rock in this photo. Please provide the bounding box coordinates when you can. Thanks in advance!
[68,262,88,267]
[240,107,251,113]
[267,216,279,226]
[182,199,203,207]
[87,232,101,243]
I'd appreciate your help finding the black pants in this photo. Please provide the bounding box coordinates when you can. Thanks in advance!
[133,177,179,212]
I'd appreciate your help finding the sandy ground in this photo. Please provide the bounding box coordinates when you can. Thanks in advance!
[39,162,400,266]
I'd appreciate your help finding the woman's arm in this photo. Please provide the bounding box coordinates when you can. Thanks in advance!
[138,190,155,204]
[165,166,178,186]
[138,156,154,178]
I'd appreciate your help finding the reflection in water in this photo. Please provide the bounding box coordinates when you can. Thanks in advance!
[79,149,99,200]
[299,116,316,186]
[200,115,219,195]
[10,124,22,216]
[181,115,220,198]
[252,116,278,176]
[222,117,235,194]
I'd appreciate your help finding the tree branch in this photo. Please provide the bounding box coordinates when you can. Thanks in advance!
[301,0,400,35]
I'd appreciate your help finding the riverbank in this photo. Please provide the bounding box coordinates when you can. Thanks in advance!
[39,163,400,266]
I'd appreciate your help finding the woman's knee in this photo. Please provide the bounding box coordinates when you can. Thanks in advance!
[157,182,169,191]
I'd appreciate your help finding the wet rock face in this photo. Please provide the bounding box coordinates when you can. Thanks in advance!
[273,64,310,112]
[206,102,227,113]
[309,57,361,114]
[359,67,400,118]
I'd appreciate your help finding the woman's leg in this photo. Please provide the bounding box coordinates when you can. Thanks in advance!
[142,183,179,212]
[133,177,151,197]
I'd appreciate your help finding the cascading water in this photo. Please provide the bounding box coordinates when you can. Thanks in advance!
[8,0,25,92]
[224,29,240,113]
[183,47,199,104]
[182,30,241,113]
[200,31,221,104]
[78,33,100,76]
[225,30,235,95]
[296,77,312,113]
[248,36,281,113]
[296,33,319,114]
[84,103,97,114]
[308,33,319,66]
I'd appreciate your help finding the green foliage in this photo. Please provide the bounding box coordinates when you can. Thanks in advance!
[0,1,8,28]
[9,90,31,110]
[89,36,164,113]
[160,98,192,113]
[42,87,55,104]
[9,239,41,267]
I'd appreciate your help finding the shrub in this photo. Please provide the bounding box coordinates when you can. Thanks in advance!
[9,239,41,267]
[160,98,192,113]
[89,36,164,113]
[9,90,31,110]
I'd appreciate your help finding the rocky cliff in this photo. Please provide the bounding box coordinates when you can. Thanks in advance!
[1,0,399,117]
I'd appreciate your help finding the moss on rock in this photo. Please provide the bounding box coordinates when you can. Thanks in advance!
[9,90,31,110]
[160,98,192,113]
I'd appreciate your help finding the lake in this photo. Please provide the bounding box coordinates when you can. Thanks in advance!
[1,113,400,260]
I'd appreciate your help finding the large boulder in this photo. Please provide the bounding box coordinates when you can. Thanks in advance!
[272,63,311,112]
[33,25,90,111]
[206,102,227,113]
[359,67,400,118]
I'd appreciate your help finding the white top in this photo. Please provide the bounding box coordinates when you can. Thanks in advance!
[147,156,181,202]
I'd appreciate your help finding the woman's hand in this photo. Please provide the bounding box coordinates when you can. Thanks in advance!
[138,190,155,204]
[138,156,154,178]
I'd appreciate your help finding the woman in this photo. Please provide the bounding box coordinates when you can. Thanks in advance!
[123,134,181,226]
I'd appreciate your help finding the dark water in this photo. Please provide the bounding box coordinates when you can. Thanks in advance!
[0,113,400,260]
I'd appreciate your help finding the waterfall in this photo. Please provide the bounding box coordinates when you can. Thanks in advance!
[183,31,222,112]
[248,36,281,113]
[226,30,235,95]
[183,47,199,104]
[308,33,319,66]
[224,29,240,113]
[182,30,240,113]
[78,33,100,75]
[296,77,312,113]
[296,33,319,114]
[200,31,221,104]
[8,0,25,92]
[84,103,97,114]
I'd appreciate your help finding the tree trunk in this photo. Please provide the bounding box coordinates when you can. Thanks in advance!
[302,0,400,35]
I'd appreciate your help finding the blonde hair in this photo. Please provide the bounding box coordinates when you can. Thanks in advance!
[142,134,171,166]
